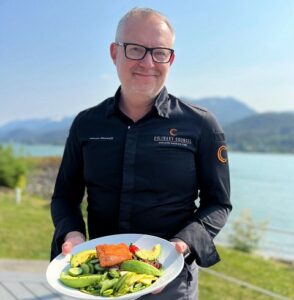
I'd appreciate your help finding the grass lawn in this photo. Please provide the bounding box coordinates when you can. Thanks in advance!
[0,188,54,260]
[211,247,294,298]
[205,247,294,299]
[1,188,293,299]
[199,270,273,300]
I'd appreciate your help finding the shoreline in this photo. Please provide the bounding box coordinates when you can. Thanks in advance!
[215,241,294,265]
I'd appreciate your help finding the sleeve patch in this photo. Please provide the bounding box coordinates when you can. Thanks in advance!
[217,145,228,163]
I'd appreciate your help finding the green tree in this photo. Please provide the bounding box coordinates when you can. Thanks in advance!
[0,145,27,188]
[228,209,268,253]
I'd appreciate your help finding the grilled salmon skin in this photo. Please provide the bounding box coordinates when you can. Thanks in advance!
[96,243,132,267]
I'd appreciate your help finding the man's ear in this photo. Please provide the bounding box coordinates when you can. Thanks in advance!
[169,52,175,66]
[110,43,117,64]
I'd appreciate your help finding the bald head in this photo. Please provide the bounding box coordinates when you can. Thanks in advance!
[115,7,175,45]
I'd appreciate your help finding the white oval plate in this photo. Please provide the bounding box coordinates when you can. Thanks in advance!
[46,233,184,300]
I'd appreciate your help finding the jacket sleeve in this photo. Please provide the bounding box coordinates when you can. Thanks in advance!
[50,116,86,260]
[174,111,232,267]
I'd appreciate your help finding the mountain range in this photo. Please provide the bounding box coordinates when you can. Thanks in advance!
[0,97,293,153]
[224,112,294,153]
[183,96,256,126]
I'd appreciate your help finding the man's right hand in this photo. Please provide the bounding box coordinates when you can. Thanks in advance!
[62,231,86,255]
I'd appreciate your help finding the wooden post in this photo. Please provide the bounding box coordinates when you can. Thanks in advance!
[15,187,21,204]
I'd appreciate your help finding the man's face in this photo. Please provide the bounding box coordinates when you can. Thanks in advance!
[110,14,175,99]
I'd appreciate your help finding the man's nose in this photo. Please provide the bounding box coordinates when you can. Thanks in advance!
[139,50,155,66]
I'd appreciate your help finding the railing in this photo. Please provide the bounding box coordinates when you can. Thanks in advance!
[215,221,294,261]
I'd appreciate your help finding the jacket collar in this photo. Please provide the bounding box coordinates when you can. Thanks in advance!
[106,86,170,118]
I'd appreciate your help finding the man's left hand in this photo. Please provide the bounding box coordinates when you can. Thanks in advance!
[152,240,188,294]
[172,240,188,254]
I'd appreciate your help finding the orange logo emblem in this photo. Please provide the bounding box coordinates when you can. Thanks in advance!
[169,128,178,136]
[217,145,228,163]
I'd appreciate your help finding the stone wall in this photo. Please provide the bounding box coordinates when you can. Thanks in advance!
[26,157,61,201]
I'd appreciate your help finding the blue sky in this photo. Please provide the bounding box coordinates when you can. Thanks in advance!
[0,0,293,125]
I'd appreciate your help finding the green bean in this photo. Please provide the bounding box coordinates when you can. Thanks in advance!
[100,278,119,294]
[108,268,120,278]
[80,288,101,296]
[102,289,114,296]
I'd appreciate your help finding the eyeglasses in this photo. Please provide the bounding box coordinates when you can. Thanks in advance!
[116,42,174,63]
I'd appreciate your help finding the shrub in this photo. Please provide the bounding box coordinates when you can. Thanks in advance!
[0,145,27,188]
[228,209,268,253]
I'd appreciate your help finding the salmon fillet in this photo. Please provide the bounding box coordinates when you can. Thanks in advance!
[96,243,132,267]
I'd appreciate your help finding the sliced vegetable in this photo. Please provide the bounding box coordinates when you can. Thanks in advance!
[120,260,162,277]
[135,244,161,261]
[59,272,102,288]
[89,258,99,264]
[81,263,91,274]
[108,268,120,278]
[113,273,133,292]
[100,278,119,294]
[68,267,83,277]
[94,263,106,272]
[70,250,97,267]
[102,289,114,296]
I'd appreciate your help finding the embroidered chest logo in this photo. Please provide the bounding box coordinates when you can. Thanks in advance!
[169,128,178,136]
[153,129,192,147]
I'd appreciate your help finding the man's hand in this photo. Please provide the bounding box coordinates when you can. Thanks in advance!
[172,240,189,254]
[152,240,188,294]
[62,231,86,255]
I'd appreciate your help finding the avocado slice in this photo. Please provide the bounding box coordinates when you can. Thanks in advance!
[59,272,102,288]
[68,267,83,277]
[135,244,161,261]
[70,249,97,267]
[120,260,162,277]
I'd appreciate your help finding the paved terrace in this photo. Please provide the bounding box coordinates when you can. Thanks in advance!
[0,259,75,300]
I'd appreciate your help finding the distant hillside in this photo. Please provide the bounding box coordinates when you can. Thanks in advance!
[182,96,256,126]
[0,128,69,146]
[0,117,73,133]
[224,112,294,153]
[1,101,293,154]
[0,97,252,145]
[0,117,73,145]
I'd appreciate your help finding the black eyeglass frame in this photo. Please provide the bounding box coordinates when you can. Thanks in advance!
[116,42,174,63]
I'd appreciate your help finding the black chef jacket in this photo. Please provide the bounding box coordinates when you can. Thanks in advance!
[51,86,232,267]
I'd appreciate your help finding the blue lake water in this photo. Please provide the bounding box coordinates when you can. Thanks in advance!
[5,143,65,157]
[5,143,294,260]
[229,152,294,229]
[221,152,294,260]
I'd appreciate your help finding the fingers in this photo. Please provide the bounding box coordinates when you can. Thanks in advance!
[61,237,84,255]
[152,241,188,295]
[175,241,188,254]
[171,241,188,254]
[61,231,86,256]
[62,241,73,255]
[152,286,166,294]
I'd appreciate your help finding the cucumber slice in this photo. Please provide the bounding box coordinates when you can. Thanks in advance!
[68,267,83,277]
[89,258,99,264]
[94,263,106,272]
[87,262,95,274]
[81,263,91,274]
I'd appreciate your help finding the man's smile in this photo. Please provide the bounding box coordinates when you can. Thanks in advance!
[133,72,157,77]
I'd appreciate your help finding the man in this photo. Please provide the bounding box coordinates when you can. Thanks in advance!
[51,7,231,299]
